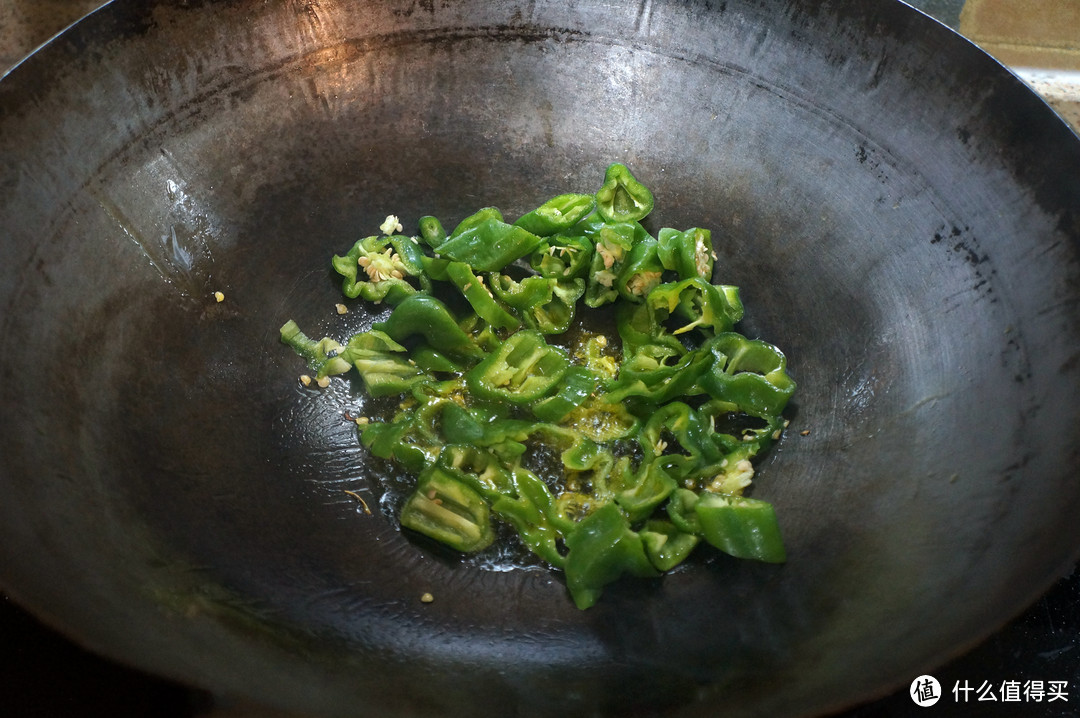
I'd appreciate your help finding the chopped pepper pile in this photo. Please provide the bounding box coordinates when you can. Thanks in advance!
[281,164,796,609]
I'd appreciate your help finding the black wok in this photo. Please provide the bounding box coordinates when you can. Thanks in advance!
[2,1,1079,715]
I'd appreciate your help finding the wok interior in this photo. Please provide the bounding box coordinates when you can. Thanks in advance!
[1,1,1079,716]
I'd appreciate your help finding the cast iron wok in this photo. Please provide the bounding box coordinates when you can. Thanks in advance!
[2,0,1079,715]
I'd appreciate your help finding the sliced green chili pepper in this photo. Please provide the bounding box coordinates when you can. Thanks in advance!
[340,329,406,356]
[344,330,430,397]
[438,401,486,444]
[489,273,557,311]
[603,347,711,405]
[436,209,544,271]
[701,443,760,495]
[561,398,642,443]
[638,401,727,483]
[563,501,658,610]
[694,493,786,563]
[615,301,687,360]
[594,163,655,224]
[332,235,418,305]
[532,366,600,423]
[666,488,703,535]
[559,440,617,511]
[698,333,796,418]
[523,278,585,335]
[456,314,503,355]
[513,193,596,237]
[388,234,434,292]
[464,330,570,404]
[359,417,435,475]
[529,235,594,279]
[419,255,452,282]
[565,207,606,240]
[491,468,567,568]
[418,215,447,249]
[480,417,575,452]
[451,206,503,233]
[404,394,452,445]
[657,227,715,281]
[615,233,664,303]
[586,222,638,308]
[646,277,743,338]
[450,415,528,466]
[575,334,621,382]
[446,261,520,331]
[401,466,495,553]
[373,294,483,361]
[409,345,464,375]
[612,458,678,523]
[279,320,353,378]
[438,444,515,497]
[640,519,701,572]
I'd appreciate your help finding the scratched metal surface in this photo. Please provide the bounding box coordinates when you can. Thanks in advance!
[1,1,1079,717]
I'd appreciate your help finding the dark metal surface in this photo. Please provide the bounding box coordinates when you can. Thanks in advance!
[1,1,1079,716]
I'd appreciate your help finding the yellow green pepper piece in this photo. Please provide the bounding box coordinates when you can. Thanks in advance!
[694,493,786,563]
[563,502,658,609]
[464,330,570,404]
[487,274,587,334]
[615,234,664,302]
[418,215,446,249]
[585,222,638,308]
[532,366,599,422]
[343,330,430,397]
[594,163,655,223]
[491,467,568,568]
[436,208,544,272]
[646,277,744,337]
[332,235,419,305]
[529,235,593,279]
[373,294,483,361]
[513,193,596,237]
[657,227,715,280]
[446,261,520,331]
[699,333,796,418]
[401,466,495,553]
[640,519,701,572]
[278,320,353,379]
